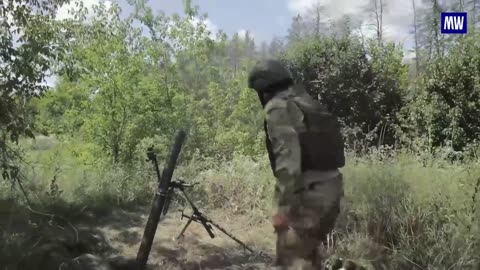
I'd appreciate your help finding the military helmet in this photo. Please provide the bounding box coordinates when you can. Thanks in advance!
[248,59,293,93]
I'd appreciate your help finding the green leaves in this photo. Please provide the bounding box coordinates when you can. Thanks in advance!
[284,36,407,149]
[23,0,479,170]
[1,0,74,182]
[401,33,480,152]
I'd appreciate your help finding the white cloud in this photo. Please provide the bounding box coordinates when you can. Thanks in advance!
[288,0,368,20]
[190,17,219,40]
[237,29,255,40]
[287,0,426,48]
[351,21,376,40]
[56,0,112,20]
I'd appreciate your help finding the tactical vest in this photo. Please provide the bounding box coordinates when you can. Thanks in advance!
[292,95,345,171]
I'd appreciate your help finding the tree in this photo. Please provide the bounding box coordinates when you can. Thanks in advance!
[228,33,243,77]
[40,1,189,164]
[472,0,479,28]
[466,0,479,31]
[287,14,308,43]
[412,0,421,76]
[284,36,407,149]
[34,0,266,163]
[1,0,69,180]
[367,0,387,43]
[268,37,285,57]
[306,0,327,37]
[330,15,360,39]
[259,41,269,59]
[399,33,480,152]
[417,0,445,63]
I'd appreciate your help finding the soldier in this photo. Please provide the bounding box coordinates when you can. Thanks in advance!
[248,59,346,270]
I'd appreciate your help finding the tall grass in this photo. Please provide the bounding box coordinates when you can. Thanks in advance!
[2,137,479,269]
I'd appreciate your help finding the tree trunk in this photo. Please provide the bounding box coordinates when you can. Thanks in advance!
[412,0,420,76]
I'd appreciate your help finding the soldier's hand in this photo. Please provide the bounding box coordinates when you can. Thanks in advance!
[272,212,289,233]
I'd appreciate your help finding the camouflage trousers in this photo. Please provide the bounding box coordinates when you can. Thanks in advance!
[274,170,344,270]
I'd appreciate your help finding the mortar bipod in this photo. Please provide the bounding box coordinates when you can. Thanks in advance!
[166,178,258,255]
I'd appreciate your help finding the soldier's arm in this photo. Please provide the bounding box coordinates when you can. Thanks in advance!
[265,99,302,207]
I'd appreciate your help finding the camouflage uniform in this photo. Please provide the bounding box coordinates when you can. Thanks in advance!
[266,88,344,270]
[248,59,344,270]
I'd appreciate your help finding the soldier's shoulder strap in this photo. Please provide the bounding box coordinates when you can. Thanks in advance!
[265,87,308,112]
[265,95,288,113]
[265,90,305,130]
[291,90,325,110]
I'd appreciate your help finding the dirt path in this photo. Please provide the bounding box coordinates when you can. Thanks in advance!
[3,204,373,269]
[1,201,276,270]
[88,207,276,270]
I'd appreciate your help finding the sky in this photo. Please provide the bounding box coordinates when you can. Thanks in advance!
[49,0,444,85]
[55,0,430,46]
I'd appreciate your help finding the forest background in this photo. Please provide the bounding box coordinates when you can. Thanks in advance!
[1,0,479,269]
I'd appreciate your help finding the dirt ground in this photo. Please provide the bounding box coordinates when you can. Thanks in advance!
[101,207,276,269]
[1,203,276,270]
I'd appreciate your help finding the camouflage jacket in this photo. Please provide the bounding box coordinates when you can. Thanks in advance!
[264,86,310,208]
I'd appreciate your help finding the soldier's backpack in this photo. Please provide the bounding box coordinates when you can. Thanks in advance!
[292,94,345,171]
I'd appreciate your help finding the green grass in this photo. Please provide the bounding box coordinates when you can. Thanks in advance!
[1,137,479,269]
[338,153,479,269]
